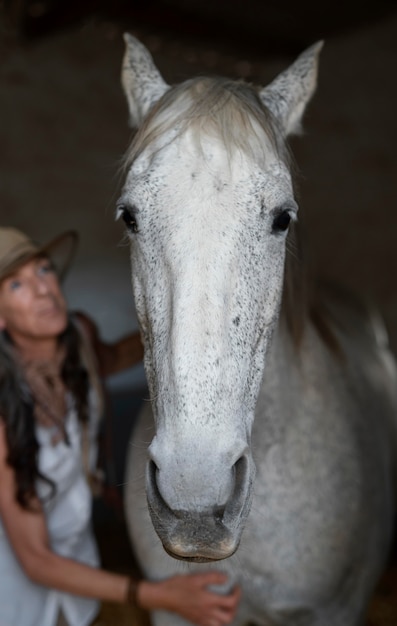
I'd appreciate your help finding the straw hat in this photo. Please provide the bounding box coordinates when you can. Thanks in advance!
[0,227,78,283]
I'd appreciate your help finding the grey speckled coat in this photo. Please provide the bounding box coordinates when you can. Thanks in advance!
[119,35,397,626]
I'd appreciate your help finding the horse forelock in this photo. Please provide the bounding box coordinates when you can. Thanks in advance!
[124,76,291,169]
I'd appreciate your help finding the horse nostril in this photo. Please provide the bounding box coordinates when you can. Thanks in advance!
[234,455,248,488]
[147,457,179,517]
[223,454,252,523]
[148,458,160,487]
[213,505,226,521]
[147,459,161,496]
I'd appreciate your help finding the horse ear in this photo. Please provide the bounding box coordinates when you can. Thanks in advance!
[121,33,170,128]
[259,41,323,136]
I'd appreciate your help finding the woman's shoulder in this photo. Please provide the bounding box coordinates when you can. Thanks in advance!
[72,310,103,344]
[68,311,98,366]
[69,311,105,416]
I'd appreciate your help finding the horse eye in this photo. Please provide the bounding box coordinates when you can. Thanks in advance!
[272,210,291,233]
[120,206,139,233]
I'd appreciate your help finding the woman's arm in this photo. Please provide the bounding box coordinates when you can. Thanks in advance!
[0,421,129,603]
[0,423,240,625]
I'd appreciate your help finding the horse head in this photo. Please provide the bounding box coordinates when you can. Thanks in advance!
[119,35,321,562]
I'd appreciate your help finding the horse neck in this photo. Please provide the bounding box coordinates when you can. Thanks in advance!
[280,223,340,356]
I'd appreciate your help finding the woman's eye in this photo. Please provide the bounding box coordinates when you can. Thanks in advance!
[9,280,21,291]
[37,262,53,275]
[272,210,292,233]
[121,207,139,233]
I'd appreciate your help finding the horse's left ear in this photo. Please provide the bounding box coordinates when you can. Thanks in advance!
[121,33,170,128]
[259,41,323,136]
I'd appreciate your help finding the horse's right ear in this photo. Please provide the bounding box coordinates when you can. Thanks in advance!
[121,33,170,128]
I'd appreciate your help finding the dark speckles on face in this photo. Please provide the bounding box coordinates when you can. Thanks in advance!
[122,123,291,433]
[214,179,224,192]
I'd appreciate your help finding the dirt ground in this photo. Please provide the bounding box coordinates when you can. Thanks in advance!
[1,8,397,626]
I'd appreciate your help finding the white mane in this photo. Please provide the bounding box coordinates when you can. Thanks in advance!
[125,76,291,169]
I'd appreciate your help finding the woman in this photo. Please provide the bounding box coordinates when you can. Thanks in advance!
[0,226,240,626]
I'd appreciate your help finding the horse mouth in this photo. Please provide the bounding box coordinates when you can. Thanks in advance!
[160,528,240,563]
[146,455,254,562]
[163,546,236,563]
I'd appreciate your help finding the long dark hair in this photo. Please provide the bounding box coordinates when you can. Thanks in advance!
[0,317,89,509]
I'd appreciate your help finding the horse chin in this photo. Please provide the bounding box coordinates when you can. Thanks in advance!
[163,544,238,563]
[158,519,241,562]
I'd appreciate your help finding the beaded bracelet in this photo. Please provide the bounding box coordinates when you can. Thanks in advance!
[126,577,139,606]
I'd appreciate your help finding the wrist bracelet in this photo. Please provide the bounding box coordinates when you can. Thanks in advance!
[126,577,139,607]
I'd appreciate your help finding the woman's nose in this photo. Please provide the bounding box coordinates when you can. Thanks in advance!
[34,276,50,294]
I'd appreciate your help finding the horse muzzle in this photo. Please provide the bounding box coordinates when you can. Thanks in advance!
[145,453,255,562]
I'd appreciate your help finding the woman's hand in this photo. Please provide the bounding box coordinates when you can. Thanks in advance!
[137,571,241,626]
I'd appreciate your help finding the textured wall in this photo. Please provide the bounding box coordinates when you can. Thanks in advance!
[1,11,397,383]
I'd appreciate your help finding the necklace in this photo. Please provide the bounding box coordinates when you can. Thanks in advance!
[19,349,69,445]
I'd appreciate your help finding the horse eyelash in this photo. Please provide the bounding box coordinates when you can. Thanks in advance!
[272,211,292,234]
[270,202,298,234]
[116,204,139,233]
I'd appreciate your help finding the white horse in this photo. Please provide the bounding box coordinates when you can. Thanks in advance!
[119,34,397,626]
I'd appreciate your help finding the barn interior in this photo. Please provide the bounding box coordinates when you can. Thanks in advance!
[1,0,397,623]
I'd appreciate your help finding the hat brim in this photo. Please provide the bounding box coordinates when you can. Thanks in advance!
[1,230,78,282]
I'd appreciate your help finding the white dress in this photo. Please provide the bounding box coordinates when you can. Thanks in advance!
[0,388,102,626]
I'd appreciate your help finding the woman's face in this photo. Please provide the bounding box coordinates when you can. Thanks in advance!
[0,256,68,345]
